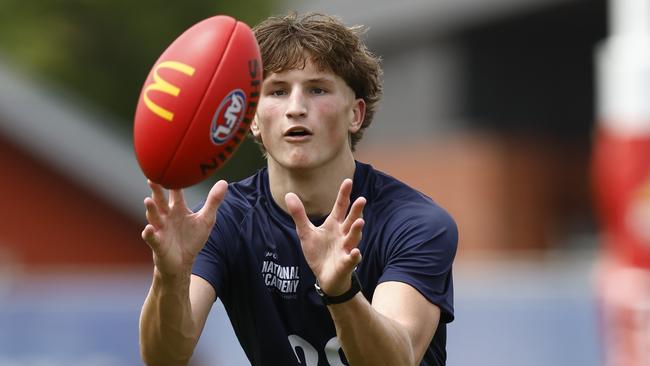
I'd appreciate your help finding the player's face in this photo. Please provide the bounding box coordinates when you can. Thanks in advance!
[253,59,365,171]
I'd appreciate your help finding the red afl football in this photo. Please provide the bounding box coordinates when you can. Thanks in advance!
[133,15,262,189]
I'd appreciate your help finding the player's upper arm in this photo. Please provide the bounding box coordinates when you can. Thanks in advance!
[189,274,217,338]
[371,281,441,364]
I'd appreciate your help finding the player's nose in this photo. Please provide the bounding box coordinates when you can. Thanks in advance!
[285,89,307,119]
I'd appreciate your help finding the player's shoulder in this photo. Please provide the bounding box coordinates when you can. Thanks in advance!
[360,162,457,237]
[361,163,450,216]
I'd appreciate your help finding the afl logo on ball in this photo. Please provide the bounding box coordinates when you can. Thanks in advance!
[211,89,246,145]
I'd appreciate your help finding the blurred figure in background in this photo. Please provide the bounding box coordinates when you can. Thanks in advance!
[592,0,650,365]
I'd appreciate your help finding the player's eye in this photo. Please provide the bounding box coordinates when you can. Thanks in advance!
[311,87,326,95]
[270,89,287,97]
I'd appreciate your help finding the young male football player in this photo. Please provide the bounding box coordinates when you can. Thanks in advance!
[139,12,457,366]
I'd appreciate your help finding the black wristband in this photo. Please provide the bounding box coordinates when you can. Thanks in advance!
[314,271,362,305]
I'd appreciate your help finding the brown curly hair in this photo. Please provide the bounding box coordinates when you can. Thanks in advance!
[252,12,383,151]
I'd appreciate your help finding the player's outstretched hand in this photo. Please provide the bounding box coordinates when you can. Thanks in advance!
[285,179,366,297]
[141,179,228,277]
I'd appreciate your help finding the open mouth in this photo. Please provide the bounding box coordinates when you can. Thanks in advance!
[284,126,313,137]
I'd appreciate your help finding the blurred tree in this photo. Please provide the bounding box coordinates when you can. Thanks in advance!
[0,0,277,181]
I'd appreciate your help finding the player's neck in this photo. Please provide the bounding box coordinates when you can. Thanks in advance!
[268,153,356,219]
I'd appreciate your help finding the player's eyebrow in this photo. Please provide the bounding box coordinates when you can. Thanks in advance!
[262,76,337,91]
[304,77,335,84]
[303,78,339,90]
[264,79,289,86]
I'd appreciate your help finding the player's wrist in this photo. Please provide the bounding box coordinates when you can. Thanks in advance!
[153,265,192,286]
[314,273,351,296]
[315,271,362,305]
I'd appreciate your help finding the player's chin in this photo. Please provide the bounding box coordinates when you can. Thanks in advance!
[276,151,319,170]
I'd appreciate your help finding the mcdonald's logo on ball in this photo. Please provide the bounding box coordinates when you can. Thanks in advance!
[142,61,196,122]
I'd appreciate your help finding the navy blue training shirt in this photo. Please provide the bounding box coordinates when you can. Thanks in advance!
[192,161,457,366]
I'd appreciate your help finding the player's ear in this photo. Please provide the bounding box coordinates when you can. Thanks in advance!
[251,114,261,138]
[349,98,366,134]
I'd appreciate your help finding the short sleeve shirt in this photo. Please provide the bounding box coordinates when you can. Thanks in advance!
[192,161,458,366]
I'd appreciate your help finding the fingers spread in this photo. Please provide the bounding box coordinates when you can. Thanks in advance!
[148,180,169,214]
[169,188,186,210]
[343,248,363,269]
[285,192,312,240]
[330,179,353,222]
[342,196,366,234]
[198,180,228,219]
[141,224,160,249]
[144,197,164,228]
[343,218,364,252]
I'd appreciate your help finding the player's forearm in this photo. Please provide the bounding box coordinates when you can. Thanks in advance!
[139,268,199,366]
[328,294,416,366]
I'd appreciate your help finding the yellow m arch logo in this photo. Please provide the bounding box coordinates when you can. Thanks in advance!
[143,61,196,122]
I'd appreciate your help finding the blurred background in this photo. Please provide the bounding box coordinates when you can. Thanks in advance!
[1,0,649,365]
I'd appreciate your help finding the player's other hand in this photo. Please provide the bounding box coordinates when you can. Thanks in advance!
[285,179,366,297]
[141,179,228,278]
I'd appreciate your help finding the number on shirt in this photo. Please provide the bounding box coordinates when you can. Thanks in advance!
[288,334,347,365]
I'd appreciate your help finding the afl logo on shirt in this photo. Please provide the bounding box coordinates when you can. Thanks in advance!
[211,89,246,145]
